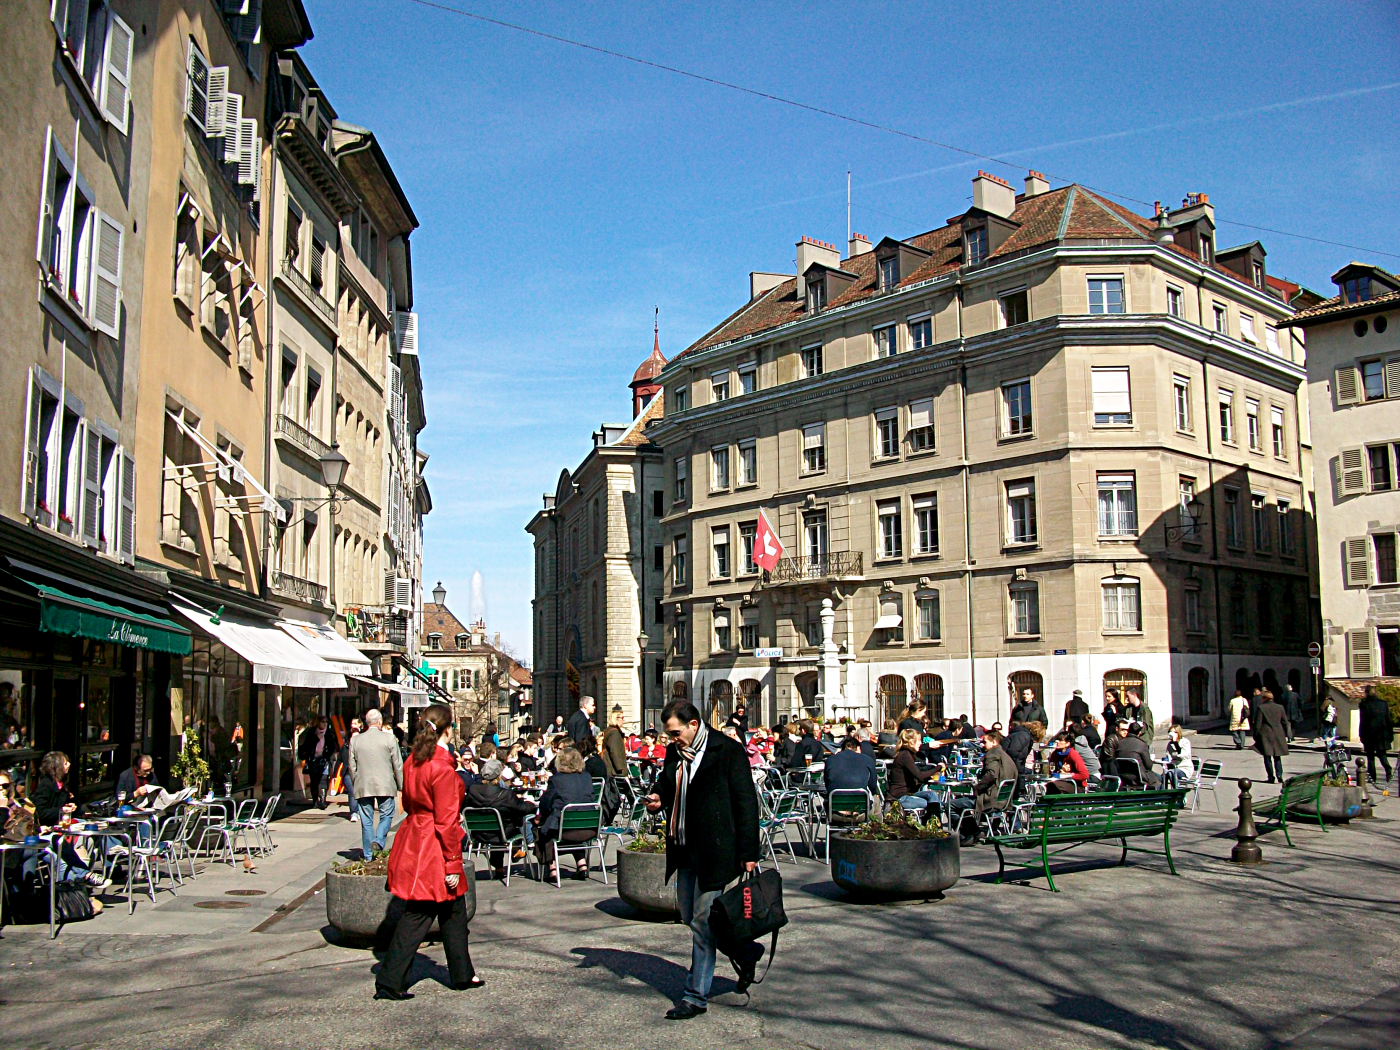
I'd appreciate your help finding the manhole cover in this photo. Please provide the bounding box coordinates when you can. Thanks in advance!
[225,889,266,896]
[194,900,250,909]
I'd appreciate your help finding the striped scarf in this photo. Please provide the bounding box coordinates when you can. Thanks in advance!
[670,721,709,846]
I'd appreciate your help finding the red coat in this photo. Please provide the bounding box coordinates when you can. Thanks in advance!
[386,745,466,902]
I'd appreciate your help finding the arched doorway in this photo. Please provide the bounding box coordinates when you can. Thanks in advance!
[794,670,818,715]
[914,673,944,721]
[708,680,734,728]
[1007,671,1043,715]
[1103,668,1147,709]
[671,680,688,700]
[1188,667,1210,718]
[878,674,907,725]
[738,679,763,723]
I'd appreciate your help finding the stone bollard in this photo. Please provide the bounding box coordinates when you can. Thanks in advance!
[1355,757,1374,818]
[1230,778,1263,865]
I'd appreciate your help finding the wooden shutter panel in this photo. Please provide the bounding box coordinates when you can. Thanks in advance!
[383,569,397,607]
[1385,357,1400,400]
[205,66,229,137]
[118,448,136,563]
[1337,447,1368,496]
[90,211,123,337]
[1347,628,1375,678]
[395,311,419,355]
[222,94,243,162]
[81,423,102,546]
[231,0,262,44]
[237,119,258,185]
[185,44,210,132]
[100,11,134,134]
[1344,536,1372,588]
[22,376,42,519]
[1334,366,1361,406]
[396,577,413,609]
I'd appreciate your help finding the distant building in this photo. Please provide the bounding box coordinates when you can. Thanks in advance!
[422,585,530,740]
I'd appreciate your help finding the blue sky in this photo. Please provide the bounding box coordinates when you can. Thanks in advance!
[300,0,1400,662]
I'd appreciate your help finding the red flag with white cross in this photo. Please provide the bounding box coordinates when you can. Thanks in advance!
[753,509,784,572]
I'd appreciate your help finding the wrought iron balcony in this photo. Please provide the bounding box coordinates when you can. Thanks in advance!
[269,569,328,607]
[385,614,409,648]
[767,550,863,585]
[275,413,333,463]
[278,258,338,329]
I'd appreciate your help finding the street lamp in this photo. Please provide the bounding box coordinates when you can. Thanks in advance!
[1164,496,1207,543]
[318,444,349,492]
[432,581,446,606]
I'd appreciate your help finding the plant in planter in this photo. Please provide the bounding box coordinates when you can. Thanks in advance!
[830,812,960,900]
[325,848,476,944]
[616,834,677,916]
[1314,773,1363,823]
[169,737,211,794]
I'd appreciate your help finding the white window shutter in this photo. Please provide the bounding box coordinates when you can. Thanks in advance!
[237,119,258,184]
[1337,447,1367,496]
[909,397,933,430]
[251,146,262,202]
[1347,628,1375,677]
[22,375,42,519]
[383,569,396,607]
[396,577,413,609]
[1334,366,1361,406]
[395,311,419,355]
[205,66,229,137]
[36,134,55,264]
[81,423,102,546]
[1386,357,1400,400]
[118,448,136,563]
[222,94,243,162]
[186,44,210,133]
[51,0,72,32]
[90,211,123,337]
[100,11,134,134]
[1344,536,1372,588]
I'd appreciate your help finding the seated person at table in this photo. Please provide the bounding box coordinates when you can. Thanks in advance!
[955,715,979,741]
[1100,718,1128,767]
[577,734,609,781]
[1002,722,1033,793]
[1113,723,1160,788]
[1070,724,1101,779]
[876,719,898,750]
[945,730,1019,845]
[1045,732,1089,793]
[853,727,877,761]
[533,747,595,881]
[789,721,826,770]
[824,736,880,801]
[116,754,160,801]
[25,753,111,889]
[464,759,536,880]
[887,730,942,822]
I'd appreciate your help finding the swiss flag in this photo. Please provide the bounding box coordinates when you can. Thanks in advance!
[753,509,784,572]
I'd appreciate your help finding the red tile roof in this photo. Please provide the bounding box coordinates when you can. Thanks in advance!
[1280,283,1400,327]
[1327,677,1400,700]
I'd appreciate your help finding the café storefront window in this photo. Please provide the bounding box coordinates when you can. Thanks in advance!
[180,634,256,792]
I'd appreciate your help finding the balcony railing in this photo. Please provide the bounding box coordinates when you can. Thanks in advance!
[269,569,328,607]
[276,413,333,463]
[278,258,338,329]
[385,614,409,648]
[768,550,863,584]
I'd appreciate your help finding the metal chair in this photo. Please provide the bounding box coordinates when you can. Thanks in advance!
[1183,759,1222,813]
[600,797,650,864]
[979,780,1020,837]
[242,793,281,855]
[127,814,187,902]
[824,789,872,860]
[207,800,258,868]
[1114,757,1148,789]
[462,808,527,886]
[546,803,606,888]
[759,790,809,866]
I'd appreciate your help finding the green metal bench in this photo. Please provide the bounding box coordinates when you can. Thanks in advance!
[1251,769,1326,847]
[988,789,1187,892]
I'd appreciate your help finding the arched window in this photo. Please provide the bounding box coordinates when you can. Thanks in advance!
[1188,667,1210,717]
[738,678,763,709]
[794,670,819,714]
[1103,668,1147,709]
[708,679,734,728]
[1008,671,1043,713]
[913,673,944,720]
[671,680,688,699]
[878,674,907,724]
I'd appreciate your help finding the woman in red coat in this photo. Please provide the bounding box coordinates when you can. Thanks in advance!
[375,704,482,1000]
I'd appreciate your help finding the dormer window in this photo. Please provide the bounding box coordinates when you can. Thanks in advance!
[428,633,442,650]
[807,277,826,313]
[1342,276,1372,304]
[455,633,467,648]
[966,227,988,266]
[879,255,899,292]
[1252,261,1264,289]
[1198,231,1213,264]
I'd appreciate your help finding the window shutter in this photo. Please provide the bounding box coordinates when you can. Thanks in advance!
[185,44,210,132]
[36,134,55,264]
[1386,357,1400,400]
[221,93,243,162]
[395,311,419,355]
[1347,628,1375,677]
[1344,536,1372,587]
[1334,366,1361,406]
[803,424,823,450]
[231,0,262,44]
[90,210,123,337]
[1337,447,1367,496]
[22,375,42,519]
[383,569,396,606]
[118,448,136,563]
[1091,367,1131,416]
[909,397,933,430]
[396,577,413,609]
[237,119,258,185]
[100,11,134,134]
[81,423,102,546]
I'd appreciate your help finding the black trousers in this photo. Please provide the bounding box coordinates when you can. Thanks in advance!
[1262,754,1283,782]
[1365,746,1392,781]
[377,895,474,994]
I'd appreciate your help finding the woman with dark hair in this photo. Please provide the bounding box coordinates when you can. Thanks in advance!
[575,733,609,781]
[29,752,110,889]
[376,704,480,1000]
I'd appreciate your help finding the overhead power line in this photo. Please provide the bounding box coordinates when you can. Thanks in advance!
[400,0,1400,261]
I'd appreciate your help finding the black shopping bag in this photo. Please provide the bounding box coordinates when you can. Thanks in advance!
[708,868,787,985]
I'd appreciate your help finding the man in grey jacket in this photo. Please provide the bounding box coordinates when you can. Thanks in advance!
[349,708,403,859]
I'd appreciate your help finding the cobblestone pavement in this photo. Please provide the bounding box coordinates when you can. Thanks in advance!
[1,735,1397,1050]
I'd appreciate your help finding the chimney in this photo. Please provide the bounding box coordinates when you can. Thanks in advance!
[848,232,872,257]
[750,271,791,300]
[794,237,840,300]
[1023,171,1049,198]
[972,171,1016,219]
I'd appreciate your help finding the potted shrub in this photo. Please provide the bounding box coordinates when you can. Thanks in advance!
[325,850,476,944]
[169,737,211,795]
[615,834,677,916]
[830,812,959,900]
[1311,773,1363,823]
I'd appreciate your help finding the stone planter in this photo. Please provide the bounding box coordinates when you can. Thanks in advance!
[830,833,960,900]
[1308,784,1364,823]
[615,848,677,916]
[325,865,476,943]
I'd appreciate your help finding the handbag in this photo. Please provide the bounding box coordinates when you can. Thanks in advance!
[708,868,787,986]
[3,806,36,843]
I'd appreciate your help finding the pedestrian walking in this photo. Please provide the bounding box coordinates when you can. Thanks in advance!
[1253,689,1289,784]
[350,708,404,860]
[297,716,340,809]
[643,699,762,1020]
[1281,681,1303,743]
[1321,698,1339,743]
[1358,687,1395,784]
[1228,690,1251,750]
[375,703,480,1000]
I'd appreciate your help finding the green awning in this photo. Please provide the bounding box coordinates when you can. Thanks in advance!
[35,584,192,656]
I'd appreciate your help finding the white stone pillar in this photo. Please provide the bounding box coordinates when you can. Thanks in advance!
[818,597,842,716]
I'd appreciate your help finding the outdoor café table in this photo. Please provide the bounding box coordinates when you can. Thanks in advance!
[53,825,138,912]
[0,840,58,939]
[187,797,235,860]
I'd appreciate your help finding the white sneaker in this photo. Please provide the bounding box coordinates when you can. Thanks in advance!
[83,871,113,891]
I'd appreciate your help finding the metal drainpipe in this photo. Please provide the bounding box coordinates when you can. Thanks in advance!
[956,279,975,724]
[1200,332,1226,720]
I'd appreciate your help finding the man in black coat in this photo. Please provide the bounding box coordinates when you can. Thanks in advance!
[645,699,761,1020]
[1358,687,1395,784]
[566,695,597,744]
[1252,690,1289,784]
[1063,689,1090,727]
[1010,688,1047,727]
[1113,724,1160,788]
[790,721,826,769]
[824,736,880,799]
[1002,722,1033,793]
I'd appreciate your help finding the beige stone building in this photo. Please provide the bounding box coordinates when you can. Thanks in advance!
[1284,264,1400,738]
[650,173,1319,731]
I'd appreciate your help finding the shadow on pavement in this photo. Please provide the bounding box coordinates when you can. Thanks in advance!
[593,898,677,923]
[1043,992,1193,1049]
[571,945,743,1000]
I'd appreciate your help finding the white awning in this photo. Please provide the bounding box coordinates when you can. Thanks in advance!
[347,675,429,699]
[873,613,903,630]
[278,619,372,676]
[172,600,347,689]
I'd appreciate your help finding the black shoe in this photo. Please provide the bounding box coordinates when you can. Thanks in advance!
[666,1002,707,1020]
[373,987,413,1001]
[453,976,485,990]
[734,942,764,993]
